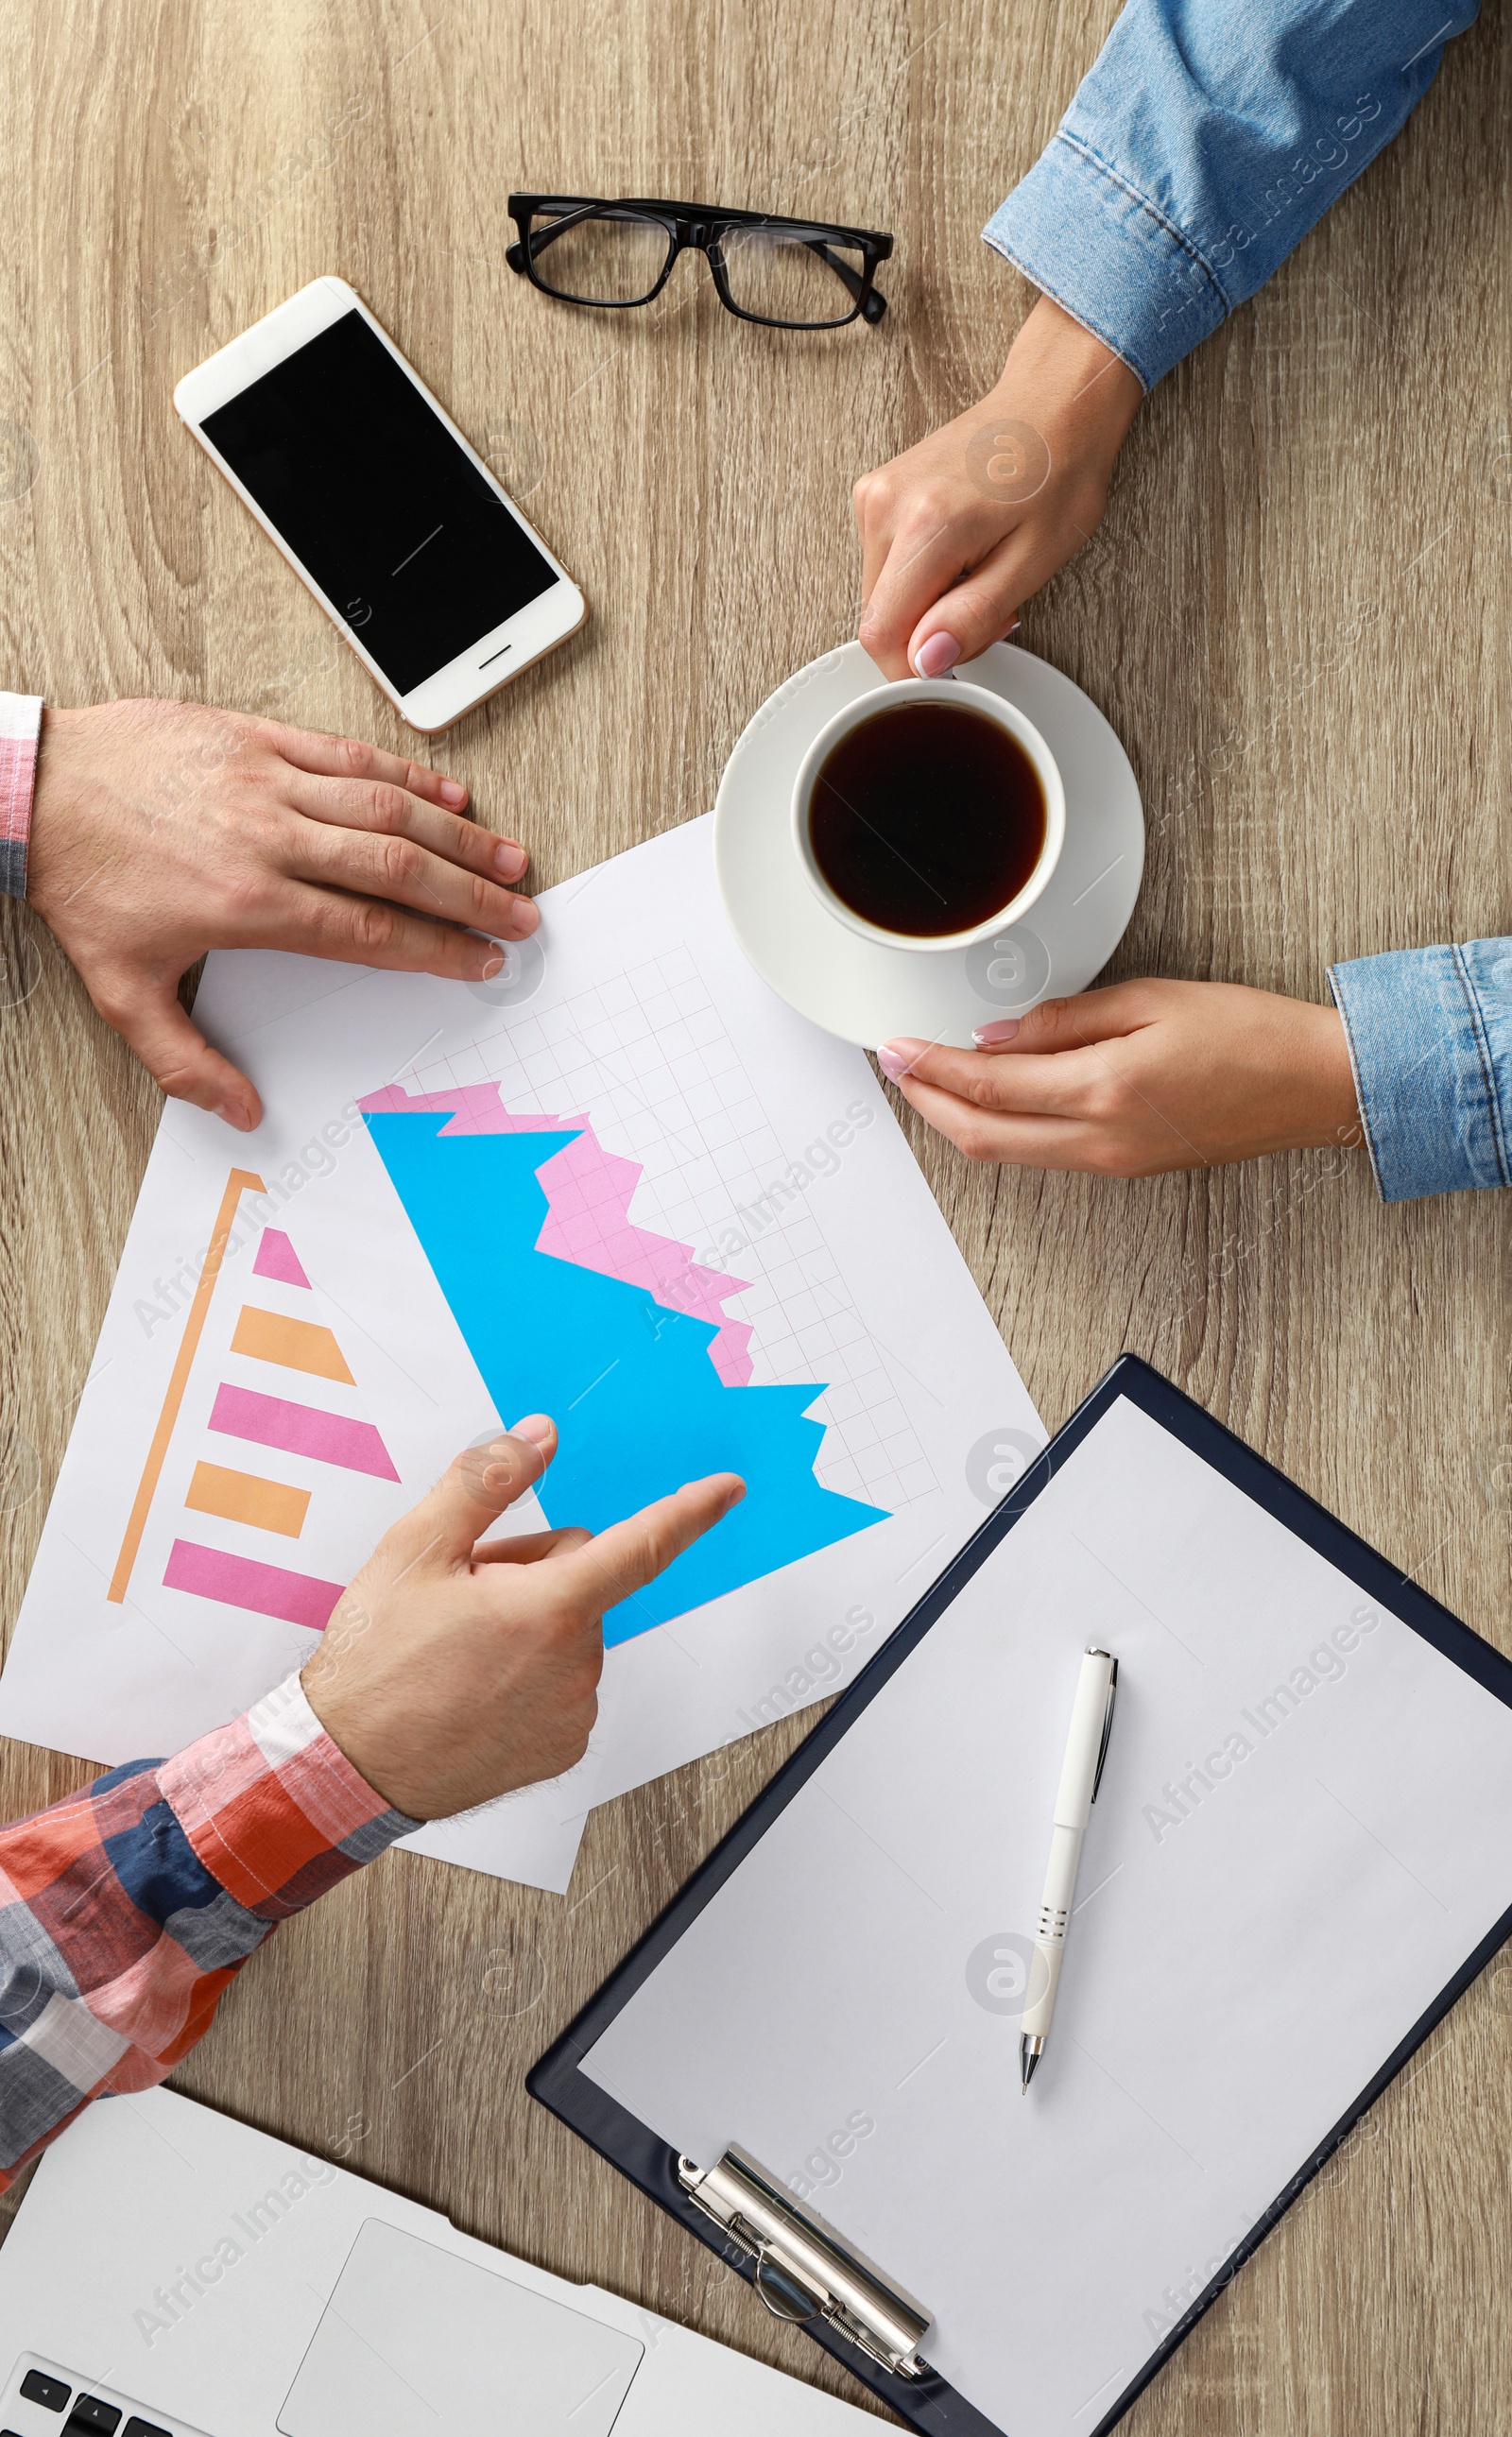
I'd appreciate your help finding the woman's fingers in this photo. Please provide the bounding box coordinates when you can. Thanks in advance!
[852,303,1143,682]
[902,527,1046,678]
[878,1035,1102,1118]
[855,507,897,620]
[878,994,1221,1176]
[888,1067,1099,1169]
[885,988,1165,1076]
[858,506,1005,678]
[874,1023,1158,1172]
[281,797,537,938]
[878,983,1359,1179]
[971,987,1174,1060]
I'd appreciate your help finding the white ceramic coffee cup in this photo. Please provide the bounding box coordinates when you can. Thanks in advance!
[791,677,1066,952]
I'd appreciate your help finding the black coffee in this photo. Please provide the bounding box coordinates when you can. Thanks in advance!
[808,700,1046,937]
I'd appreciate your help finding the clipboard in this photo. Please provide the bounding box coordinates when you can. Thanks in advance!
[530,1355,1512,2437]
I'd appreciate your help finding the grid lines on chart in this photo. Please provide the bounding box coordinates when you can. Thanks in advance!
[401,947,937,1513]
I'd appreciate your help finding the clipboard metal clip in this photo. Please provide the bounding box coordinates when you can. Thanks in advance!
[677,2143,933,2380]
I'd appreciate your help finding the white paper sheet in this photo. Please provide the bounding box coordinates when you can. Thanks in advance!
[0,817,1040,1894]
[580,1395,1512,2435]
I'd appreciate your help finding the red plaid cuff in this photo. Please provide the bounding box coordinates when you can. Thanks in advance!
[0,694,42,901]
[159,1672,418,1919]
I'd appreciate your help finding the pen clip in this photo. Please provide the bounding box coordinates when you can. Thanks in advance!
[1090,1653,1119,1802]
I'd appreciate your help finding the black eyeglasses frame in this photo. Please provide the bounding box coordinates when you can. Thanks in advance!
[506,195,892,329]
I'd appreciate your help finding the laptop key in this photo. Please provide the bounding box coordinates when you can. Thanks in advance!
[19,2373,71,2411]
[61,2406,120,2436]
[121,2424,171,2437]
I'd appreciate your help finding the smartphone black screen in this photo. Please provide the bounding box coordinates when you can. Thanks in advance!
[201,309,558,697]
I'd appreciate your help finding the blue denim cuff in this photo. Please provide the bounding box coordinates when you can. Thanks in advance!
[1329,944,1512,1203]
[983,131,1228,393]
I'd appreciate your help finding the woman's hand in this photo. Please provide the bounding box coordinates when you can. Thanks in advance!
[852,295,1143,679]
[878,980,1364,1176]
[26,698,540,1131]
[301,1415,745,1820]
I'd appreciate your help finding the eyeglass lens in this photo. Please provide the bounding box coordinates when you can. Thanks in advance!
[526,209,673,305]
[716,227,868,325]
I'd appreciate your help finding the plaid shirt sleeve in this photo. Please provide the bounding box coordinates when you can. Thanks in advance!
[0,693,43,901]
[0,1673,415,2187]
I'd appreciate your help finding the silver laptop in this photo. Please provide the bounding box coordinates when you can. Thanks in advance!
[0,2088,869,2437]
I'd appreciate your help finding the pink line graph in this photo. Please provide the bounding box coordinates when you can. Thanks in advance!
[163,1538,344,1631]
[252,1228,311,1289]
[358,1082,755,1384]
[209,1383,400,1481]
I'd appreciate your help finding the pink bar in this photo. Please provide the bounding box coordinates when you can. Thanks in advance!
[252,1227,311,1289]
[209,1382,400,1481]
[163,1538,344,1632]
[360,1081,756,1384]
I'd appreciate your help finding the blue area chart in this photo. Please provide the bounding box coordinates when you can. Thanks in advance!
[366,1114,887,1642]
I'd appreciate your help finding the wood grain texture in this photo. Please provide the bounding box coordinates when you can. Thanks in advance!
[2,0,1511,2427]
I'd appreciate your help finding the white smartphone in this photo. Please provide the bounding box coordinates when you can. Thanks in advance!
[174,276,586,732]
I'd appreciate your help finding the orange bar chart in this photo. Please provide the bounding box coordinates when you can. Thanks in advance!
[230,1306,355,1382]
[109,1168,266,1605]
[185,1461,310,1539]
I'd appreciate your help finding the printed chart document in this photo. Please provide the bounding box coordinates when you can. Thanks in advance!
[1,816,1041,1891]
[576,1394,1512,2435]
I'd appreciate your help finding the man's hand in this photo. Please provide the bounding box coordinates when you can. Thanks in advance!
[301,1415,745,1820]
[26,698,541,1131]
[853,295,1143,678]
[877,980,1364,1176]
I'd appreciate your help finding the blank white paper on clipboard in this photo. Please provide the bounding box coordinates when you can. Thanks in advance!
[576,1392,1512,2437]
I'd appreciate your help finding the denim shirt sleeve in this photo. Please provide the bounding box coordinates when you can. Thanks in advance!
[984,0,1481,390]
[1329,943,1512,1203]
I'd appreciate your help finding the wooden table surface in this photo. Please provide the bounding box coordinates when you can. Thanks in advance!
[3,1,1511,2428]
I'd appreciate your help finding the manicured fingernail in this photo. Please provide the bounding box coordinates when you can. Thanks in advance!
[215,1099,253,1130]
[1006,618,1022,637]
[440,779,468,807]
[509,1413,554,1445]
[480,951,506,979]
[512,898,541,935]
[914,631,961,678]
[494,840,527,879]
[878,1041,921,1081]
[973,1019,1021,1046]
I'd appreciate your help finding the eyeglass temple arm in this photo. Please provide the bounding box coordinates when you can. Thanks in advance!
[507,205,615,274]
[806,238,888,323]
[507,218,573,275]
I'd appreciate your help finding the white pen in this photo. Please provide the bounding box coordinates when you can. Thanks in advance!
[1020,1646,1119,2093]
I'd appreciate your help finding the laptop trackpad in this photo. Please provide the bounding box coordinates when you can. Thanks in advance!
[278,2219,644,2437]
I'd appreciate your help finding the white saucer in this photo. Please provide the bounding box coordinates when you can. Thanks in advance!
[713,641,1144,1048]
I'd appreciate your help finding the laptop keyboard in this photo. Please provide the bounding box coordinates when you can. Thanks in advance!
[0,2358,212,2437]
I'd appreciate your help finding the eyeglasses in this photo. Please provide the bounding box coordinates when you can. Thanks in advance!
[506,196,892,330]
